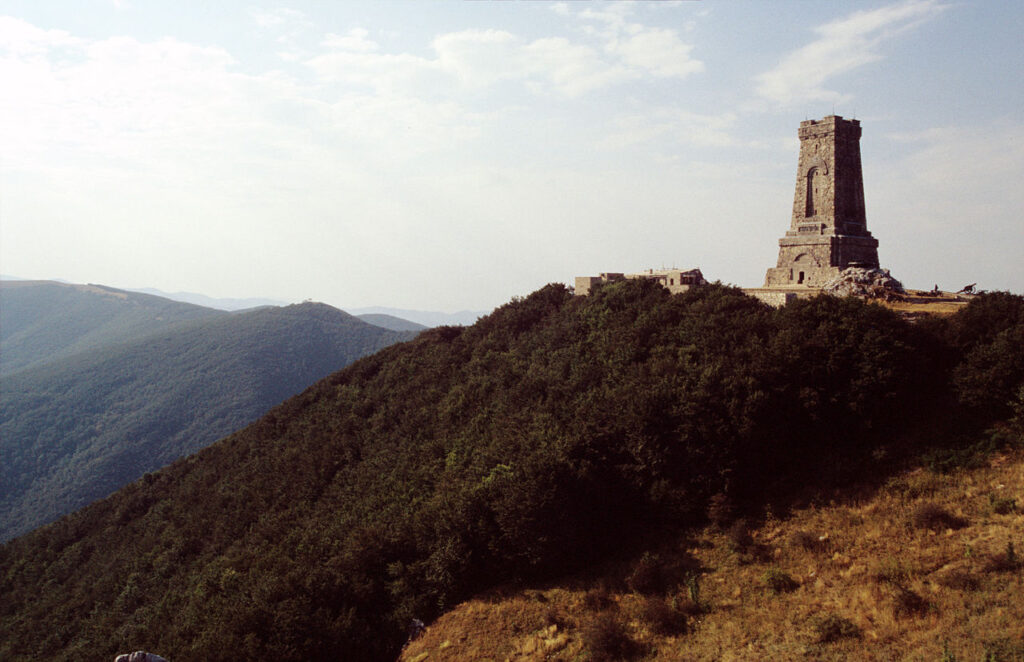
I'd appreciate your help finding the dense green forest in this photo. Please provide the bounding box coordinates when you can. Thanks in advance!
[0,302,416,541]
[1,282,1021,661]
[0,281,223,376]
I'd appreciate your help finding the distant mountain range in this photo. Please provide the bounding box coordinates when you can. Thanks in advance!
[124,287,287,311]
[123,287,488,327]
[348,306,487,328]
[0,280,418,540]
[1,281,222,376]
[1,276,488,327]
[353,313,428,332]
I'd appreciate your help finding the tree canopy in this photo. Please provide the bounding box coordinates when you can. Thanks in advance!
[1,282,1021,662]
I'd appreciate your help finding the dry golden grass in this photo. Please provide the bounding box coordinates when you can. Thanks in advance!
[400,451,1024,662]
[878,291,971,317]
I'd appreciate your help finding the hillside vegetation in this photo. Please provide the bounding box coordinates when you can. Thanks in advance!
[0,301,416,540]
[1,282,1021,661]
[400,449,1024,662]
[0,281,222,376]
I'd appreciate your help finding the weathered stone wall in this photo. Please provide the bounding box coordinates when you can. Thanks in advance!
[573,269,705,296]
[741,289,803,308]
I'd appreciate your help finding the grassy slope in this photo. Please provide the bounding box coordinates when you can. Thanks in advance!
[880,290,972,317]
[400,451,1024,662]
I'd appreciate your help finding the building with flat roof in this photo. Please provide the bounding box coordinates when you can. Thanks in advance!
[574,268,706,296]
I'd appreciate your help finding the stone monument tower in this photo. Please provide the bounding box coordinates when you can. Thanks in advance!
[764,115,879,287]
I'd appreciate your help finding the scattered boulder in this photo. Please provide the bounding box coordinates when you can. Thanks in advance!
[823,267,905,301]
[114,653,168,662]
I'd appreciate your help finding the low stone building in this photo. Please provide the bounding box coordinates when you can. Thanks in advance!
[574,268,706,296]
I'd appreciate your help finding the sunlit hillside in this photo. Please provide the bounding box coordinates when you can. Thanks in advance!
[400,450,1024,662]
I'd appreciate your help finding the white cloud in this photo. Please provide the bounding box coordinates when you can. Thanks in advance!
[602,110,739,151]
[308,27,628,99]
[250,7,315,61]
[0,15,82,56]
[883,122,1024,224]
[520,36,627,96]
[606,27,704,78]
[305,48,437,93]
[250,7,309,29]
[432,29,519,87]
[301,8,702,100]
[550,3,571,18]
[871,121,1024,291]
[572,3,704,80]
[430,29,625,97]
[322,28,378,53]
[754,0,946,107]
[578,4,633,38]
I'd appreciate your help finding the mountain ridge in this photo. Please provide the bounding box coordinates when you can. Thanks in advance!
[0,296,418,540]
[0,280,223,376]
[0,282,1020,661]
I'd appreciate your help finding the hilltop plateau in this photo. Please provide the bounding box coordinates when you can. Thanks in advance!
[1,282,1021,661]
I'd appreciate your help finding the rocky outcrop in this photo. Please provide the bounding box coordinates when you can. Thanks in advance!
[114,653,168,662]
[823,267,905,300]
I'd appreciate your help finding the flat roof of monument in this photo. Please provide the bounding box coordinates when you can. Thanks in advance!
[800,114,859,126]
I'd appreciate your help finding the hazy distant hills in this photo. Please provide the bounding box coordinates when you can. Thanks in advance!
[118,283,486,326]
[349,306,487,328]
[2,276,485,331]
[124,286,288,311]
[354,313,427,332]
[0,285,418,541]
[0,281,223,376]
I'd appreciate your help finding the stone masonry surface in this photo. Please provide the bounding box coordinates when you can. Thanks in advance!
[764,115,880,288]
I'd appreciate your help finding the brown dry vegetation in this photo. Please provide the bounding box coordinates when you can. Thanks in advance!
[880,290,971,317]
[400,451,1024,662]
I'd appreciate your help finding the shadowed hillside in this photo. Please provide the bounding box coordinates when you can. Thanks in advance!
[0,302,417,540]
[0,281,223,376]
[356,313,428,332]
[0,282,1021,661]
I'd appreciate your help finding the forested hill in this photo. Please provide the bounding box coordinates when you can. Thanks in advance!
[1,282,1021,662]
[355,313,428,332]
[0,280,223,376]
[0,302,417,541]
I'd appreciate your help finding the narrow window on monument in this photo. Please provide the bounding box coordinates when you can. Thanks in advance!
[805,167,817,217]
[798,271,805,284]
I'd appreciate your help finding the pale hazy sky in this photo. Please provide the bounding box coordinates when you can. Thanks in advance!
[2,1,1021,312]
